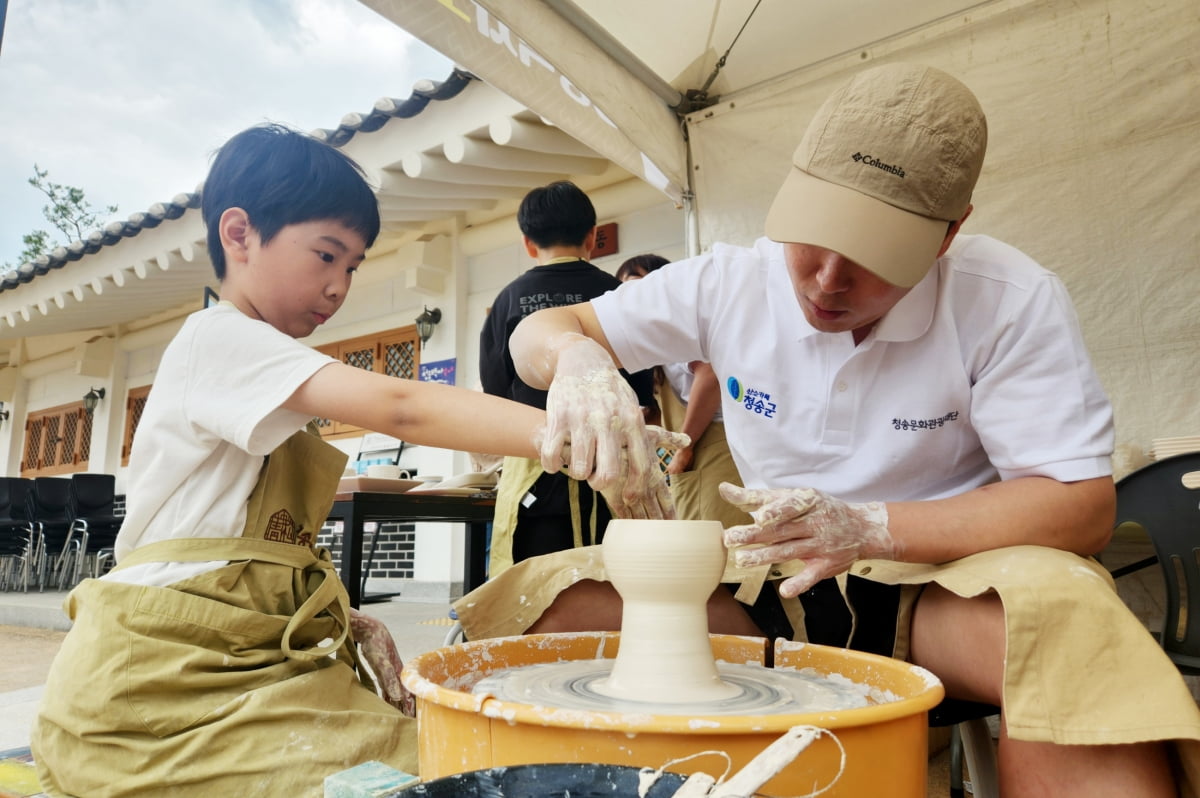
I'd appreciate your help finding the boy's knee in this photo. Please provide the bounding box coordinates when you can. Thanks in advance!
[529,580,621,634]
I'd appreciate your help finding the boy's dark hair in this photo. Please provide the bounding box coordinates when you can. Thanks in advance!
[201,123,381,279]
[615,254,670,282]
[517,180,596,249]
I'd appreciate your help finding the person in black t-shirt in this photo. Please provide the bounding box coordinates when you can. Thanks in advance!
[479,181,656,576]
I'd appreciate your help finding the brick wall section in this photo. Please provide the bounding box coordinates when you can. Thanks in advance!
[318,520,415,580]
[114,496,416,581]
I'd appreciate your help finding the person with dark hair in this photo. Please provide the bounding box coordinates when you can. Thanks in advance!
[515,179,598,249]
[199,124,383,281]
[30,126,669,797]
[479,181,662,578]
[614,252,669,282]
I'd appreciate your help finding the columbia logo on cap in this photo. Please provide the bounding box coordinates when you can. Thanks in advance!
[764,63,987,288]
[852,152,906,178]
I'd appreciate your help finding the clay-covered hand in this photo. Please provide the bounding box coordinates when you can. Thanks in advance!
[719,483,896,598]
[593,423,689,519]
[349,608,416,717]
[538,333,689,518]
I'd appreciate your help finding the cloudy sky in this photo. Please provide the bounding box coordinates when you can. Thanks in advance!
[0,0,454,267]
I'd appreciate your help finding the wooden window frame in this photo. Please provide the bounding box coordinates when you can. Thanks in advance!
[21,402,92,476]
[315,325,421,440]
[121,385,153,466]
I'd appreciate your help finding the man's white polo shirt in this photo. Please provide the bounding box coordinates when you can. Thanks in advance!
[592,235,1113,503]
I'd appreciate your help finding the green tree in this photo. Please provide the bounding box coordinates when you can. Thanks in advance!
[4,165,118,269]
[12,229,51,267]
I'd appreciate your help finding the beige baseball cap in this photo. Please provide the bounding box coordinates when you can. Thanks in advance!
[765,63,987,287]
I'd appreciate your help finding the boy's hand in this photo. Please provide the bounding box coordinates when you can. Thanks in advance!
[595,424,686,519]
[719,483,896,598]
[349,608,416,716]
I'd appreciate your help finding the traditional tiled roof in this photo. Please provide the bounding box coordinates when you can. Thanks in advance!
[312,68,475,147]
[0,68,476,295]
[0,194,202,292]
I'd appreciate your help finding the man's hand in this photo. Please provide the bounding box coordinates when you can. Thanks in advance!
[719,483,897,598]
[537,333,688,518]
[349,608,416,716]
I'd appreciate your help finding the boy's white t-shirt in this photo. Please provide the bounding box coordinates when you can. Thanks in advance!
[105,303,337,588]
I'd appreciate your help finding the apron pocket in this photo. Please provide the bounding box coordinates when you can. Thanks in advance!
[125,584,312,738]
[669,468,699,492]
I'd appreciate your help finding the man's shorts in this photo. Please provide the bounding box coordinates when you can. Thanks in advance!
[741,575,903,656]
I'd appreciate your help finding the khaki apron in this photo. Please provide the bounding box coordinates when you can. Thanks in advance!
[455,543,1200,795]
[32,427,417,798]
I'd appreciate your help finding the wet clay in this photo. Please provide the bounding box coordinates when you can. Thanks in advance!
[471,519,894,714]
[593,519,739,702]
[471,658,878,716]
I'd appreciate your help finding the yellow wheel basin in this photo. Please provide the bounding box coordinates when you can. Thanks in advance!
[401,632,944,797]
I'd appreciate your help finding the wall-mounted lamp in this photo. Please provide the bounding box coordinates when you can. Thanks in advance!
[83,387,106,415]
[415,306,442,347]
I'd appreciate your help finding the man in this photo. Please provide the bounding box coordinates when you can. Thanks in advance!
[479,181,661,577]
[460,63,1200,796]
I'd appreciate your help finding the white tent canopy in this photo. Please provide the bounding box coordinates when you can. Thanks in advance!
[365,0,1200,471]
[361,0,997,215]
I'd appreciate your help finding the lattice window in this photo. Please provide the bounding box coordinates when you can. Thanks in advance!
[121,385,152,466]
[343,343,376,372]
[657,446,674,473]
[314,325,421,439]
[383,338,416,380]
[22,403,91,476]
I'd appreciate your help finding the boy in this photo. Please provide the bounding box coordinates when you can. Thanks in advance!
[31,124,665,797]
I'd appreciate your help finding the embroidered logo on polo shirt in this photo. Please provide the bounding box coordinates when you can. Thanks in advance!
[727,376,778,419]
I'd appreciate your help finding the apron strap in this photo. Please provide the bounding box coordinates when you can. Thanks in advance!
[113,537,350,661]
[282,556,350,661]
[569,479,583,549]
[113,536,323,568]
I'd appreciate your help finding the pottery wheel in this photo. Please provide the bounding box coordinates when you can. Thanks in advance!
[471,659,879,716]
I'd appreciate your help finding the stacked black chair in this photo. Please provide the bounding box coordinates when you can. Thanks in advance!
[66,473,123,585]
[0,477,37,591]
[26,477,76,590]
[1111,451,1200,672]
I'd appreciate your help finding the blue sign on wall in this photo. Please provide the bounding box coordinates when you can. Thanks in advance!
[419,358,457,385]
